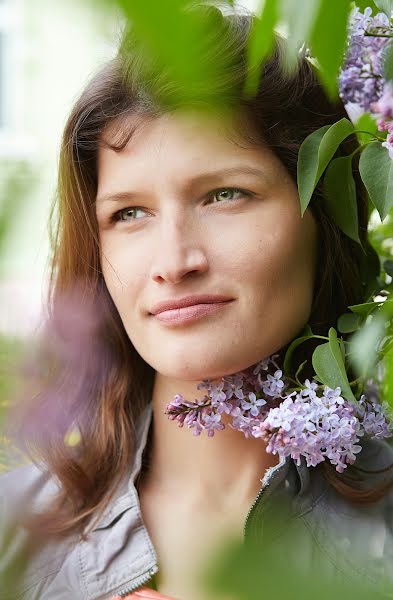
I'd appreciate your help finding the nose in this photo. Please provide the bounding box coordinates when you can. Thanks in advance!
[150,213,209,284]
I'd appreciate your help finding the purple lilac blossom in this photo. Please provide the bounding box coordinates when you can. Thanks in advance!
[261,369,286,397]
[357,389,393,439]
[166,355,285,437]
[370,83,393,157]
[339,7,390,112]
[252,386,364,473]
[165,356,393,472]
[241,392,266,417]
[201,413,225,437]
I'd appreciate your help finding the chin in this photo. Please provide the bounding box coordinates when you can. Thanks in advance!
[152,355,253,383]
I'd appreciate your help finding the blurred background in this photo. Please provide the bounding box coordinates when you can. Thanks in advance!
[0,0,120,339]
[0,0,126,471]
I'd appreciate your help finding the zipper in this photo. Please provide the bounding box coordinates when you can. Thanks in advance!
[243,455,287,541]
[99,564,159,599]
[243,481,267,540]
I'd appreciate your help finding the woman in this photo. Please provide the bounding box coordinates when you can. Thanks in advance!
[1,5,393,600]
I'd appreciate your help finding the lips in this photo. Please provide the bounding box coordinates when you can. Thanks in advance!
[153,302,232,325]
[149,294,234,316]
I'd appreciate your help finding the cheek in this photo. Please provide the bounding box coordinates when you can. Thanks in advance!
[99,236,144,312]
[238,209,317,338]
[219,210,315,285]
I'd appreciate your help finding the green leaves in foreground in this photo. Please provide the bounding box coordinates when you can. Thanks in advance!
[297,118,354,216]
[350,314,386,379]
[0,520,36,598]
[200,530,388,600]
[115,0,244,108]
[297,118,364,243]
[308,0,353,99]
[244,0,279,97]
[312,328,357,403]
[359,142,393,221]
[297,115,393,240]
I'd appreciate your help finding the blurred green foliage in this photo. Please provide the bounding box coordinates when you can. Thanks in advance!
[0,160,37,473]
[0,160,37,263]
[94,0,354,105]
[0,334,29,474]
[200,533,389,600]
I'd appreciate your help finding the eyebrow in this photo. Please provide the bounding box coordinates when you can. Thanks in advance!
[95,165,272,204]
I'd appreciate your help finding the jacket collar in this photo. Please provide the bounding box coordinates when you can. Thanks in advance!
[79,402,329,599]
[88,401,155,532]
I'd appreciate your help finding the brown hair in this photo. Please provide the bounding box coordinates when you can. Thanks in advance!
[10,5,393,539]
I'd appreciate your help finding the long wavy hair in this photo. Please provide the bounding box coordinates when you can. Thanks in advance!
[10,5,393,539]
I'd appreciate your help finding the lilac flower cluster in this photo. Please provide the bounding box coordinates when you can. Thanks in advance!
[165,354,284,438]
[253,382,361,473]
[339,7,390,111]
[371,83,393,157]
[165,356,393,473]
[357,380,393,439]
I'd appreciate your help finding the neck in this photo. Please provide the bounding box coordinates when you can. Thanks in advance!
[143,372,279,505]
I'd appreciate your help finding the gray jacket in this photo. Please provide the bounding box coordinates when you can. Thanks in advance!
[1,401,393,599]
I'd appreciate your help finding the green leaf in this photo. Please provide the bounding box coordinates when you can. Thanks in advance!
[309,0,353,98]
[297,125,330,215]
[316,119,355,181]
[312,328,357,402]
[337,312,361,333]
[359,141,393,221]
[116,0,241,109]
[323,156,360,242]
[354,112,378,146]
[244,0,279,97]
[329,327,350,376]
[298,119,355,215]
[375,0,393,17]
[383,40,393,84]
[348,300,386,317]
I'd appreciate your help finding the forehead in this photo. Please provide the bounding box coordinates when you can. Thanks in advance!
[96,108,284,194]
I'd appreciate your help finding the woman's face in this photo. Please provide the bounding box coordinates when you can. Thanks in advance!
[96,109,318,381]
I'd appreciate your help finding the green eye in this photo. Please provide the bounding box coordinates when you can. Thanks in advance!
[117,207,146,221]
[211,188,247,202]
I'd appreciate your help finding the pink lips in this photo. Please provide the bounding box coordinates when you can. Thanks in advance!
[153,301,233,325]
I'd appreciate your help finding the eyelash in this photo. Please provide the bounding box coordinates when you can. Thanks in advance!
[109,187,253,224]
